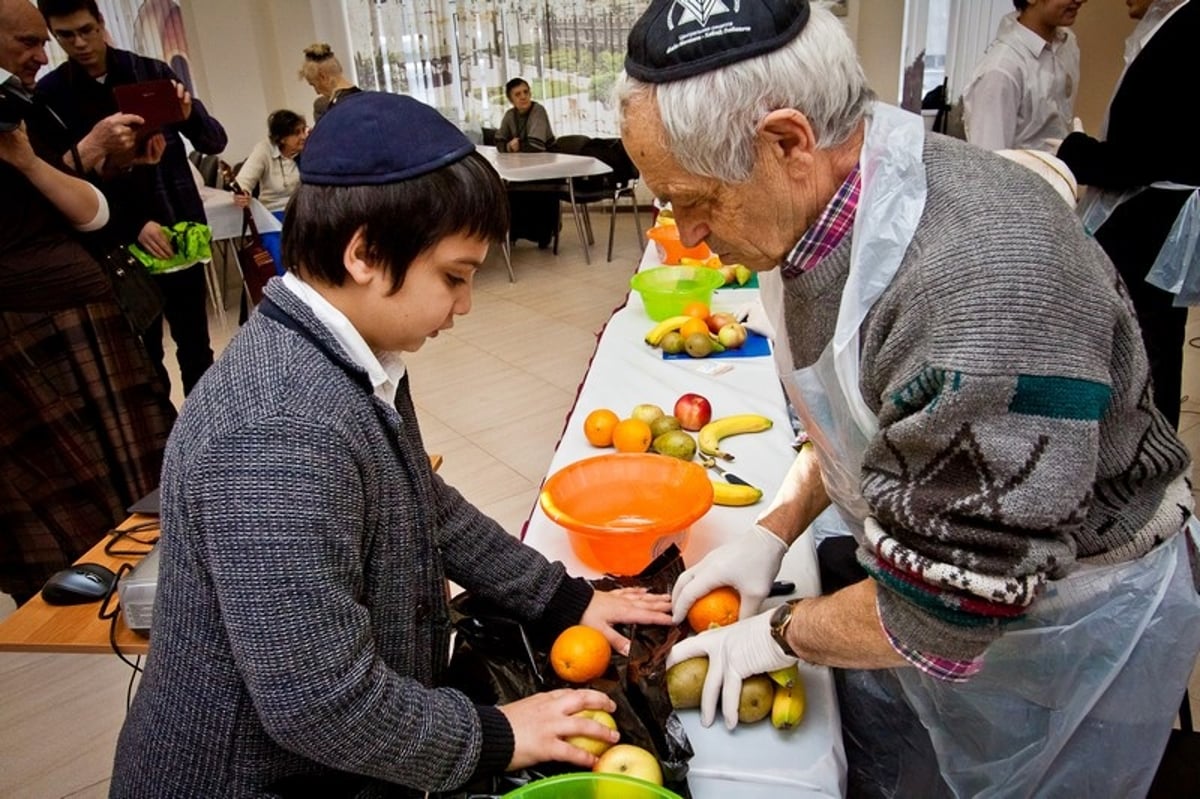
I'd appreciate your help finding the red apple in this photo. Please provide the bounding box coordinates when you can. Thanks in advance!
[706,312,737,335]
[674,393,713,431]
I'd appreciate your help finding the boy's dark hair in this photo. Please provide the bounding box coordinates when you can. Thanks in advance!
[1012,0,1029,10]
[38,0,102,23]
[282,151,509,292]
[267,109,306,145]
[505,77,530,100]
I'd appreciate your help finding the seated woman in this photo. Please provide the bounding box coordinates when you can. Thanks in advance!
[495,77,559,248]
[234,109,308,272]
[300,43,361,124]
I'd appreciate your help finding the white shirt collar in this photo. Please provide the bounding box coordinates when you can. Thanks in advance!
[280,272,407,406]
[1001,12,1067,57]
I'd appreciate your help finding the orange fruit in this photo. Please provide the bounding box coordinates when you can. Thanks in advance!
[679,317,710,340]
[611,418,653,453]
[550,624,612,683]
[687,587,741,633]
[584,408,620,447]
[682,300,710,321]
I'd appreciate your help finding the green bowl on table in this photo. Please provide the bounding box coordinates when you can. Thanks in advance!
[630,266,725,321]
[502,772,683,798]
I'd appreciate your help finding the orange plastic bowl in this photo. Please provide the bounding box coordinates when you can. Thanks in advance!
[539,453,714,575]
[646,224,712,265]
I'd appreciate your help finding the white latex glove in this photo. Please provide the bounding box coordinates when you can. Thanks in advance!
[671,524,787,624]
[667,608,797,729]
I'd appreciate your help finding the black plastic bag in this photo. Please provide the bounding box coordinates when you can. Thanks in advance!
[439,547,694,798]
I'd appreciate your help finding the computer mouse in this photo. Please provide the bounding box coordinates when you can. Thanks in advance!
[40,562,118,605]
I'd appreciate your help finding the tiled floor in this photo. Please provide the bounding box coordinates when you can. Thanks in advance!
[2,211,1199,797]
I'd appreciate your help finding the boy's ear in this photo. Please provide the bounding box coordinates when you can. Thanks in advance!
[342,227,374,286]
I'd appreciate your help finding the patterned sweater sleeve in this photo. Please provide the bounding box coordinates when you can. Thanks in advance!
[855,218,1123,663]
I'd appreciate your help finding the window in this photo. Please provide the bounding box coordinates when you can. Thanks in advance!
[343,0,646,138]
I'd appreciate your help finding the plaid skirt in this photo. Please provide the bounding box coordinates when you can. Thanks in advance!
[0,301,176,600]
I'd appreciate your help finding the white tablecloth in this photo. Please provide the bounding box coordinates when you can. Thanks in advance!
[521,248,846,797]
[476,145,611,182]
[200,186,281,242]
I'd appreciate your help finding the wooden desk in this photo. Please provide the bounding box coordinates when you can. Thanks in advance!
[0,455,443,657]
[0,515,157,656]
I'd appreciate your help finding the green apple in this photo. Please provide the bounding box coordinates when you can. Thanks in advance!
[593,743,663,786]
[565,708,618,757]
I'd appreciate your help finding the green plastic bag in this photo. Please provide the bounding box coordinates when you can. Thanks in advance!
[128,222,213,274]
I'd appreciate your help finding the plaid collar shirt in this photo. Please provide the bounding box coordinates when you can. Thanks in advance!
[780,164,861,278]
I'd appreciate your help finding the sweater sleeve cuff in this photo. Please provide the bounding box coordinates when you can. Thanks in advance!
[538,574,594,634]
[470,704,515,781]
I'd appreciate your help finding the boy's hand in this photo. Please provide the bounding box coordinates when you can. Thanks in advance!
[499,688,618,770]
[580,587,673,655]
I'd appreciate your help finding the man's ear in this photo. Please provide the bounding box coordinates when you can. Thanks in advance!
[757,109,817,172]
[342,227,375,286]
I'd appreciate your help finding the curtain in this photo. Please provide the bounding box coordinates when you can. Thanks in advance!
[943,0,1011,100]
[342,0,646,139]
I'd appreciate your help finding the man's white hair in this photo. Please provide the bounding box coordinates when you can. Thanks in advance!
[615,4,872,183]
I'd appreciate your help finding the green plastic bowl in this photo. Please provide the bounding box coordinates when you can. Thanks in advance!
[502,772,683,798]
[630,266,725,321]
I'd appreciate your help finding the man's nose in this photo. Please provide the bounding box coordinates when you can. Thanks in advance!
[676,220,711,249]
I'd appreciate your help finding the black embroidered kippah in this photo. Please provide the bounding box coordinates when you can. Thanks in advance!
[625,0,811,84]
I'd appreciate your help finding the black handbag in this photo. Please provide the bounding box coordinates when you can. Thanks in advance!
[99,245,165,332]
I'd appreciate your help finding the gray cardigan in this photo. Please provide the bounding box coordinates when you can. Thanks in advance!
[110,281,592,797]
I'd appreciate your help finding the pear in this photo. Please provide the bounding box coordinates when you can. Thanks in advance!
[666,657,708,709]
[652,430,697,461]
[734,264,753,286]
[738,674,774,724]
[649,414,682,439]
[630,403,665,426]
[684,332,714,358]
[659,331,686,355]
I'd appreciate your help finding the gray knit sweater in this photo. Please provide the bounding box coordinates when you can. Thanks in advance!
[779,133,1193,661]
[110,281,592,797]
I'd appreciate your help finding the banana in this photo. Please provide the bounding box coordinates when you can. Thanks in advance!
[697,414,774,460]
[644,315,693,346]
[771,679,806,730]
[768,664,800,689]
[711,480,763,506]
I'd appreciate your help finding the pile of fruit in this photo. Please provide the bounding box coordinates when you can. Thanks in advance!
[582,394,771,506]
[648,211,753,285]
[644,301,750,359]
[679,255,753,287]
[667,588,806,730]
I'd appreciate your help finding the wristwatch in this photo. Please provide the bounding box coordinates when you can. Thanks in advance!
[769,599,801,658]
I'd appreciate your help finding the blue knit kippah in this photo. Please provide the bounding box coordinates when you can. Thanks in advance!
[300,92,475,186]
[625,0,810,85]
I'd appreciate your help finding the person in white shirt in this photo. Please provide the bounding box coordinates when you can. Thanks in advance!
[963,0,1085,152]
[233,109,307,214]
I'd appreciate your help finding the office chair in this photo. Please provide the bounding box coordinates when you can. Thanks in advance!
[551,136,644,262]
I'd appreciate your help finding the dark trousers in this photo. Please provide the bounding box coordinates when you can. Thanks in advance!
[143,264,213,395]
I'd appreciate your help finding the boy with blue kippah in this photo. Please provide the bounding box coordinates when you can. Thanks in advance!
[110,92,673,798]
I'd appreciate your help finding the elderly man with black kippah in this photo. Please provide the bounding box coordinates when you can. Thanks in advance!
[618,1,1200,796]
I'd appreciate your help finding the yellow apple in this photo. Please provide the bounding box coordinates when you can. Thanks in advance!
[593,743,663,786]
[565,708,618,757]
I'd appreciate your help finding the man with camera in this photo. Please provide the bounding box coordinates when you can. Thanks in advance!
[36,0,228,397]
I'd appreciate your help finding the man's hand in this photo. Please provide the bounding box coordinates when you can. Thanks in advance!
[579,587,673,655]
[0,123,37,172]
[498,688,619,770]
[173,80,193,120]
[232,192,250,209]
[671,524,788,624]
[130,133,166,166]
[507,138,520,153]
[137,220,175,260]
[666,607,796,729]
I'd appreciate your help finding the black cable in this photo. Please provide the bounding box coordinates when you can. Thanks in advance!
[103,520,160,556]
[98,563,144,674]
[126,655,142,711]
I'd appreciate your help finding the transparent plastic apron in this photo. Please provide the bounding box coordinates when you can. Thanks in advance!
[761,103,1200,797]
